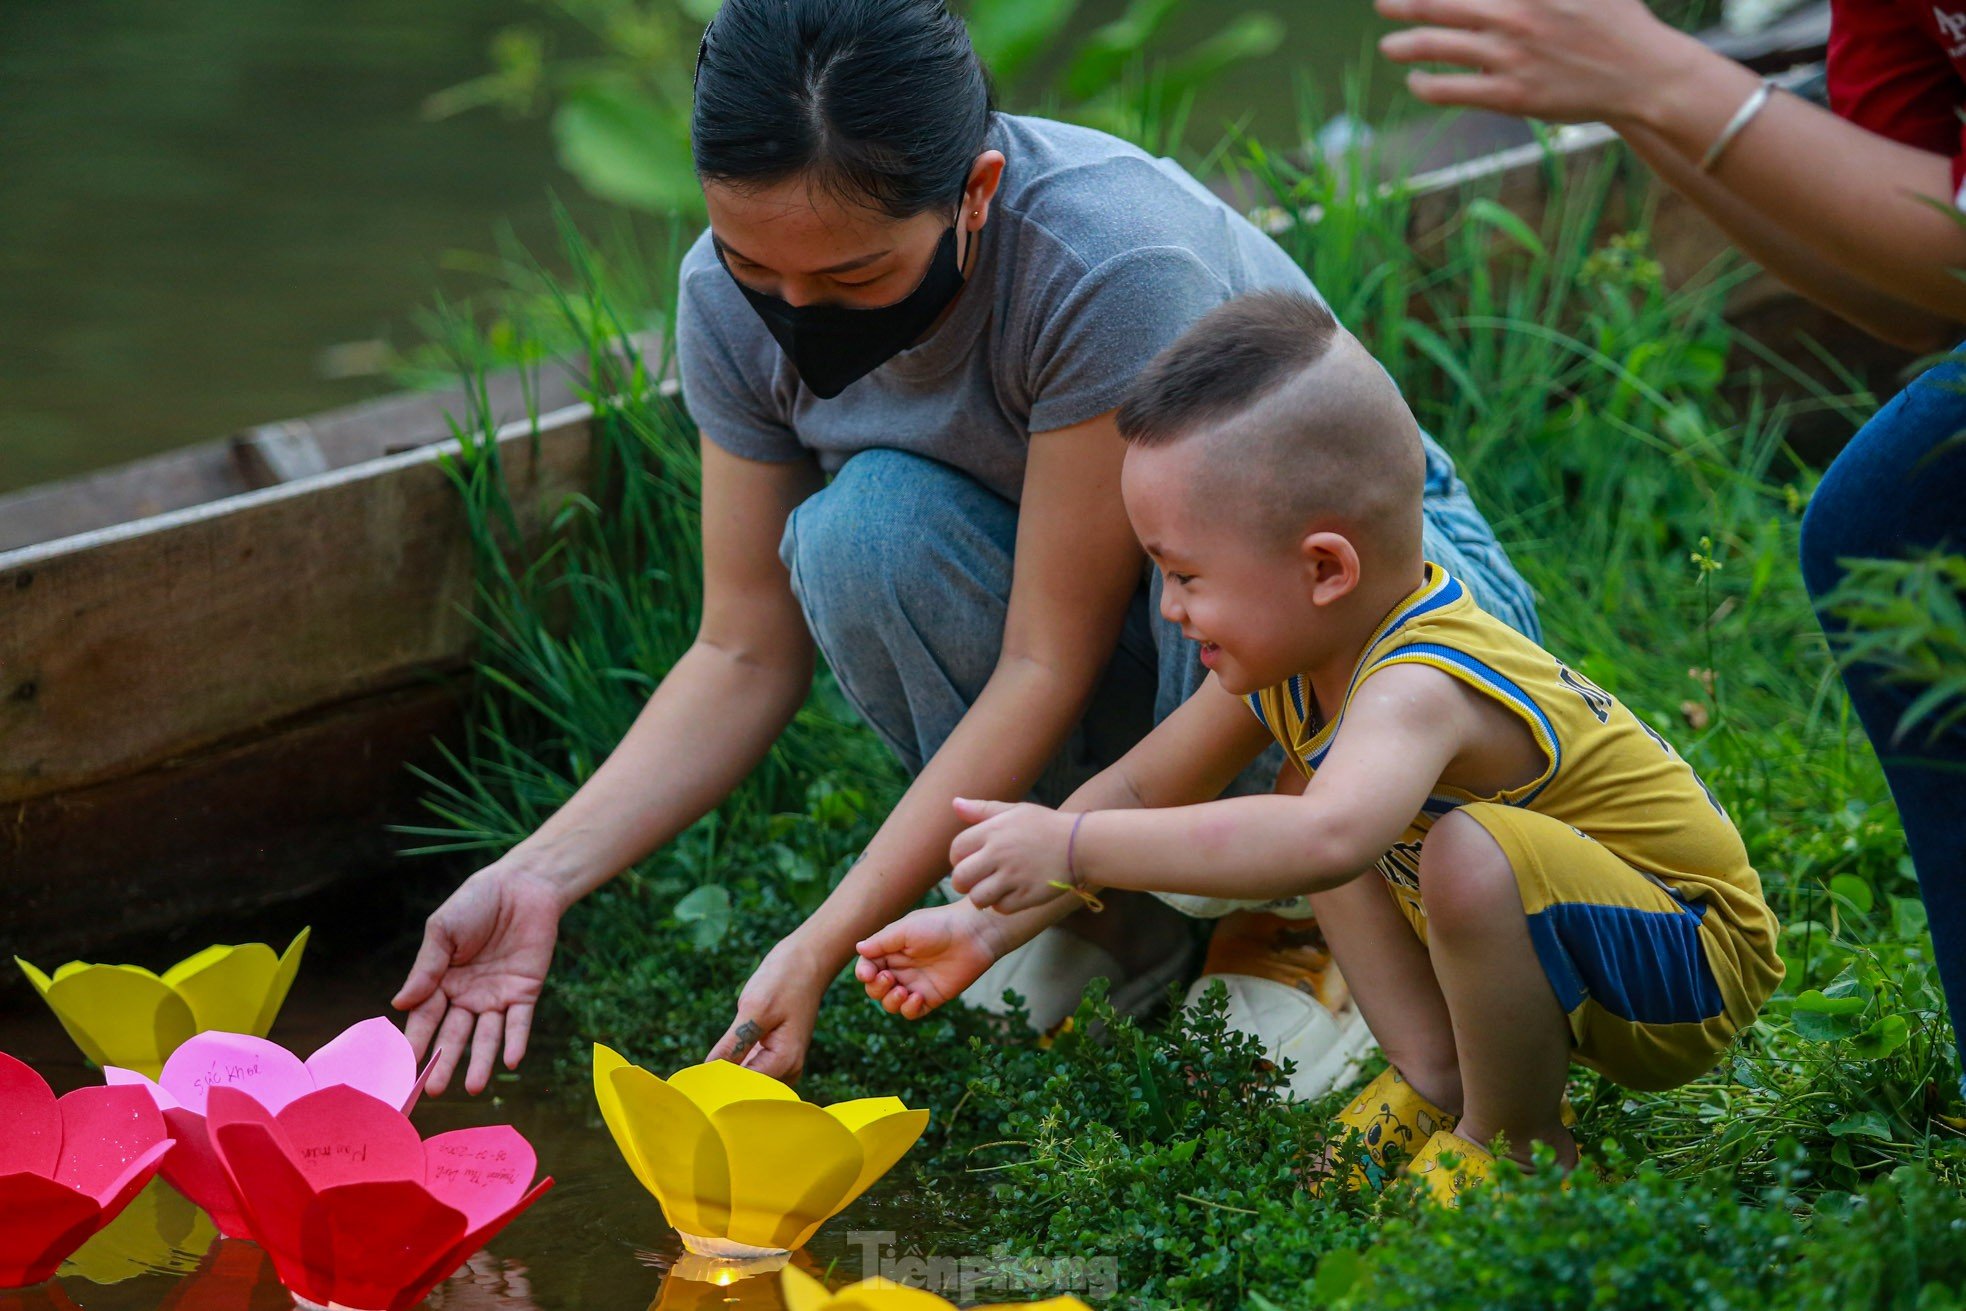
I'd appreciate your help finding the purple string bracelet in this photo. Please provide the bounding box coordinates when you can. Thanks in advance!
[1048,811,1105,912]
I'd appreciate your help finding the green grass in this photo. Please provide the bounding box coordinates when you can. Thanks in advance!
[404,118,1964,1307]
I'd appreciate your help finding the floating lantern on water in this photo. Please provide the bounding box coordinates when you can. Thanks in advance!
[0,1052,174,1290]
[204,1084,551,1311]
[14,929,310,1078]
[592,1045,929,1258]
[779,1267,1094,1310]
[103,1016,432,1239]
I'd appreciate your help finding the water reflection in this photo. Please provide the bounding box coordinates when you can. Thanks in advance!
[153,1243,288,1311]
[59,1183,216,1285]
[0,1284,86,1311]
[648,1252,820,1311]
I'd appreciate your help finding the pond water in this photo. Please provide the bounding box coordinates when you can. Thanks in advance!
[0,0,1386,498]
[0,919,967,1311]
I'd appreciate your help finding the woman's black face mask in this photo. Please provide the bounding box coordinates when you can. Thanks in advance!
[716,219,969,400]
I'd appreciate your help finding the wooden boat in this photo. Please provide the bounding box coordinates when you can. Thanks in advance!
[0,9,1901,962]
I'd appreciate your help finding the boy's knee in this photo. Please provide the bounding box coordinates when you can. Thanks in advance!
[1417,811,1518,938]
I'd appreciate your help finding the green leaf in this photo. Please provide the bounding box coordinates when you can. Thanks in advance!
[1160,13,1285,97]
[1893,896,1930,939]
[1790,1006,1862,1042]
[1792,988,1868,1015]
[551,81,699,214]
[962,0,1081,85]
[1135,1045,1177,1139]
[1829,873,1875,915]
[1310,1249,1365,1302]
[1167,1137,1200,1164]
[1847,1014,1911,1061]
[1827,1110,1894,1140]
[1403,319,1488,416]
[1464,197,1549,259]
[674,883,732,949]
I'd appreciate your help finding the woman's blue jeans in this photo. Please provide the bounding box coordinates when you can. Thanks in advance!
[1800,349,1966,1093]
[776,443,1538,808]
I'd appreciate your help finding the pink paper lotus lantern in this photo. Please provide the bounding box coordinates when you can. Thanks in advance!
[205,1084,551,1311]
[104,1017,428,1240]
[0,1052,173,1290]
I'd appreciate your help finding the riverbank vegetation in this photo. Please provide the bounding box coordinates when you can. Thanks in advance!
[401,116,1966,1307]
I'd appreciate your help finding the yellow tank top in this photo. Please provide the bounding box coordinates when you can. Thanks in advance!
[1247,564,1773,940]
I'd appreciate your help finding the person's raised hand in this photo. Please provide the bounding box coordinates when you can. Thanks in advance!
[947,797,1077,914]
[393,861,566,1096]
[1375,0,1695,127]
[854,902,1011,1019]
[705,935,831,1082]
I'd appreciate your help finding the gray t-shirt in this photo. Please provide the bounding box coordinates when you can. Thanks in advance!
[676,114,1320,504]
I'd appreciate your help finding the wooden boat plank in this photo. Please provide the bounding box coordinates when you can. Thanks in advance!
[0,681,462,964]
[0,445,247,555]
[0,404,594,806]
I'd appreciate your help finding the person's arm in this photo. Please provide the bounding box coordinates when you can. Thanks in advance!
[1375,0,1966,329]
[952,665,1463,909]
[853,672,1266,1022]
[708,409,1149,1075]
[393,440,822,1094]
[1619,121,1958,352]
[856,672,1273,1018]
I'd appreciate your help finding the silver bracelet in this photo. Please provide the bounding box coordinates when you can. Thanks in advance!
[1699,78,1775,174]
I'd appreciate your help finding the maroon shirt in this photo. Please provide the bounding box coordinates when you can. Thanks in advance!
[1827,0,1966,204]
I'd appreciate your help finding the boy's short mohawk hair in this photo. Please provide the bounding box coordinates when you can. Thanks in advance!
[1117,291,1341,446]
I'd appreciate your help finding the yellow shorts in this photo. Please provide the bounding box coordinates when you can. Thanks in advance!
[1393,803,1779,1092]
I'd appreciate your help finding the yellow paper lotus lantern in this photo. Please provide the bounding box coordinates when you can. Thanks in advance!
[779,1267,1094,1311]
[593,1044,929,1257]
[15,929,309,1077]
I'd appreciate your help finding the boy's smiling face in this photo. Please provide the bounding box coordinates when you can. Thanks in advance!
[1123,438,1348,697]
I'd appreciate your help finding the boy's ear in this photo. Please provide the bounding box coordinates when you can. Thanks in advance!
[1300,531,1361,606]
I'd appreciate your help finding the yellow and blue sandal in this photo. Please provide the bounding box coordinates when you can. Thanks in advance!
[1323,1066,1456,1193]
[1405,1129,1493,1206]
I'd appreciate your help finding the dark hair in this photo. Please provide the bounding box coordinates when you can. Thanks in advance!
[692,0,995,220]
[1116,292,1341,446]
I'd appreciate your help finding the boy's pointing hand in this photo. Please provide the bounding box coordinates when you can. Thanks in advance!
[948,797,1078,913]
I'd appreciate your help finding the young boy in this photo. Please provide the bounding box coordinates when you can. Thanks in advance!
[853,291,1784,1197]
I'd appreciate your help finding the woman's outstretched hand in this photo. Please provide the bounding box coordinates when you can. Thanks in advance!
[706,935,834,1082]
[1375,0,1698,126]
[393,862,567,1096]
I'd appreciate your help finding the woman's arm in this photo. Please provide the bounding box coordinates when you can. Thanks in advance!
[395,440,822,1093]
[712,409,1146,1074]
[1376,0,1966,330]
[1619,121,1958,351]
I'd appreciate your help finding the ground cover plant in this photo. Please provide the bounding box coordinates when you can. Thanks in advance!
[402,114,1965,1308]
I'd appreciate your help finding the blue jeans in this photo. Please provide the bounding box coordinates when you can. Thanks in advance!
[778,441,1538,806]
[1800,348,1966,1092]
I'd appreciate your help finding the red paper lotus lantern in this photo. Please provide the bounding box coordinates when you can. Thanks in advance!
[206,1085,551,1311]
[105,1016,432,1239]
[0,1052,173,1289]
